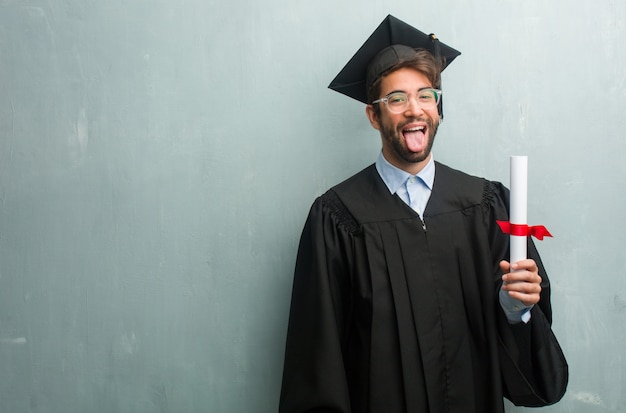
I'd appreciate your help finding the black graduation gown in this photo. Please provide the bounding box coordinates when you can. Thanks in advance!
[279,162,567,413]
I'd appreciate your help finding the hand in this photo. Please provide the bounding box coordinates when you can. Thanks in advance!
[499,259,542,307]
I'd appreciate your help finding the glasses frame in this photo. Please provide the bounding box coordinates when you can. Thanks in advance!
[372,88,442,114]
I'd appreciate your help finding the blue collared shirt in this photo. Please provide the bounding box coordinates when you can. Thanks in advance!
[374,151,531,323]
[375,152,434,219]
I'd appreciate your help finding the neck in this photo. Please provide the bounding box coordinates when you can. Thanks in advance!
[382,149,432,175]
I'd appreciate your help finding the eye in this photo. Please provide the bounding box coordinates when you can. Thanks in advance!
[418,90,437,102]
[387,93,407,106]
[417,89,439,103]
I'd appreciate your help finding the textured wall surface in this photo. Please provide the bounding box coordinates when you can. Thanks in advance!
[1,0,624,411]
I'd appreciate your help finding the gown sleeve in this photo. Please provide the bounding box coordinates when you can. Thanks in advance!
[486,181,569,407]
[279,193,354,413]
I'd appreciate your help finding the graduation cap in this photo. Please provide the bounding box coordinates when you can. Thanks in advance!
[328,15,461,109]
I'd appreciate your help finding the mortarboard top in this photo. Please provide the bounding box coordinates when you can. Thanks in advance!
[328,14,461,104]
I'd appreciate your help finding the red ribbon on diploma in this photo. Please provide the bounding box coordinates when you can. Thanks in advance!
[496,220,553,241]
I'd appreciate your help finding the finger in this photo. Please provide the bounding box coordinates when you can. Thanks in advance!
[511,258,538,272]
[502,279,542,294]
[504,271,542,284]
[499,260,511,274]
[506,290,541,306]
[502,271,541,284]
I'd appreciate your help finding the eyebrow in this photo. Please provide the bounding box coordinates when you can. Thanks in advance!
[384,86,434,96]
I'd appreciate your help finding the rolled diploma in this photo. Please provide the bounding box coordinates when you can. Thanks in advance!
[509,156,527,266]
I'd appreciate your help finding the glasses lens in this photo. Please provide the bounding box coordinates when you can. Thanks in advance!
[417,89,440,109]
[386,92,408,113]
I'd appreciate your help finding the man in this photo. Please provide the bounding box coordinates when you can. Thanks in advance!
[280,15,567,413]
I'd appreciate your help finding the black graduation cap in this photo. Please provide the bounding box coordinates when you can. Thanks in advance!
[328,15,461,105]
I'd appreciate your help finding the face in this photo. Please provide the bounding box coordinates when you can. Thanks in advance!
[366,67,441,175]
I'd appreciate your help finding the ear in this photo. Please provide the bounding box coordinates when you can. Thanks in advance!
[365,105,381,130]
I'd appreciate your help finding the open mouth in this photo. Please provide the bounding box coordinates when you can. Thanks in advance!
[402,124,427,152]
[403,125,425,134]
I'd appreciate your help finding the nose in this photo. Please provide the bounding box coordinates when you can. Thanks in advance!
[404,95,425,116]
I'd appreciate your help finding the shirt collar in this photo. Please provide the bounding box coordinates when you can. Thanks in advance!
[375,151,435,194]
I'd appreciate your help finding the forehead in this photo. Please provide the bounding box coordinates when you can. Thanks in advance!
[379,67,433,94]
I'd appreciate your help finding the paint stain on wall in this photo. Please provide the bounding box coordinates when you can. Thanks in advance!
[572,391,603,406]
[0,337,27,345]
[68,108,88,166]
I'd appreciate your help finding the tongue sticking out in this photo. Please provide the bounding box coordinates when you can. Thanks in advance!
[403,128,427,153]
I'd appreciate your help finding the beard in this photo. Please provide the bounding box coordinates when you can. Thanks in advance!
[380,116,438,164]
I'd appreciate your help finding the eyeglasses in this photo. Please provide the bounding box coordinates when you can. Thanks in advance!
[372,89,442,113]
